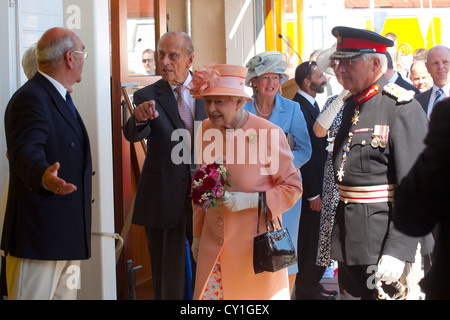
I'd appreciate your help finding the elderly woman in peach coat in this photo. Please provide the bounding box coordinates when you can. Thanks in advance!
[189,64,303,300]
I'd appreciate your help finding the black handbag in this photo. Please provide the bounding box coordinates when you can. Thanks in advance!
[253,192,297,274]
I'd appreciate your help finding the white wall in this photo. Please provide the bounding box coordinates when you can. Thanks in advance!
[0,0,16,279]
[0,1,16,209]
[16,0,64,85]
[224,0,262,66]
[62,0,116,300]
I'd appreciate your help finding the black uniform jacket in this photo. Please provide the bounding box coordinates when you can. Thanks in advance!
[331,76,434,266]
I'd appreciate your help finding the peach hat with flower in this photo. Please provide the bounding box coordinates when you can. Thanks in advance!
[189,64,253,101]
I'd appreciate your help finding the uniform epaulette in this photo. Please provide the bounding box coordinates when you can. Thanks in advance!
[383,83,415,103]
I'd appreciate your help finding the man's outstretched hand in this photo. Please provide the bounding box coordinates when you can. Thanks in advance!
[43,162,77,195]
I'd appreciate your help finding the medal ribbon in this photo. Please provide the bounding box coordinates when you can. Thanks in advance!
[374,125,389,142]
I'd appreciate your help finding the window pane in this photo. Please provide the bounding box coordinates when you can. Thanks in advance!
[127,0,156,77]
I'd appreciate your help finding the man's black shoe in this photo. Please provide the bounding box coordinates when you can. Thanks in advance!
[312,292,336,300]
[322,288,339,296]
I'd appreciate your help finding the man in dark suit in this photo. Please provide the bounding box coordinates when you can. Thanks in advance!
[394,98,450,299]
[2,27,92,300]
[293,61,335,300]
[123,31,207,300]
[385,52,420,95]
[415,45,450,119]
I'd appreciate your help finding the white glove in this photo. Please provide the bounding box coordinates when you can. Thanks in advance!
[316,89,350,130]
[191,237,200,262]
[223,191,259,212]
[376,255,406,285]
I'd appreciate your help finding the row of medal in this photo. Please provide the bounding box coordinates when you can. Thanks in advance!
[371,125,389,148]
[349,124,390,149]
[337,124,389,182]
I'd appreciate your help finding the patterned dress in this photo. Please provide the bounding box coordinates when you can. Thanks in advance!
[315,95,343,267]
[202,259,224,300]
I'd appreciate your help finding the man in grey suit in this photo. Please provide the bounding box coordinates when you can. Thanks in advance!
[415,45,450,119]
[123,31,207,300]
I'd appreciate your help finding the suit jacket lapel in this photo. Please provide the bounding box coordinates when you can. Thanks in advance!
[296,92,318,119]
[194,98,206,121]
[424,89,432,114]
[75,108,92,167]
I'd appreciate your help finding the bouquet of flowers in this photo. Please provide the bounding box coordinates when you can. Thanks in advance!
[191,162,231,210]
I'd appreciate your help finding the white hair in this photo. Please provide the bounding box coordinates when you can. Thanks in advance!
[22,44,38,79]
[230,96,248,108]
[362,53,388,73]
[37,30,77,67]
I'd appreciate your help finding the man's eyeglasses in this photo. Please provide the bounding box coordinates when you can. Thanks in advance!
[72,50,88,59]
[142,59,153,63]
[333,58,359,67]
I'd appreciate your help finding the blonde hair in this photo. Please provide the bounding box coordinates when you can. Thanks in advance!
[22,44,38,79]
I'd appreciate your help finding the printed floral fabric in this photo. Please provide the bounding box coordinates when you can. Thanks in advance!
[201,258,224,300]
[316,95,342,267]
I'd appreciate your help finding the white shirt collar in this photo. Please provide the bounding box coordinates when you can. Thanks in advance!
[388,72,399,84]
[38,70,68,100]
[169,72,193,91]
[298,89,317,106]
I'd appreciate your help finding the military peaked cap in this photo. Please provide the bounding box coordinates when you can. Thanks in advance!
[330,26,394,60]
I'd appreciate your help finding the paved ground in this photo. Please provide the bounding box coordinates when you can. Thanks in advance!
[320,270,340,300]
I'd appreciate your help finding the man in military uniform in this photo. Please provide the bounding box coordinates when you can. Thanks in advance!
[328,26,434,299]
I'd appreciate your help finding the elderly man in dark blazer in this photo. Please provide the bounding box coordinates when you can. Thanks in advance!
[123,31,207,300]
[2,27,92,300]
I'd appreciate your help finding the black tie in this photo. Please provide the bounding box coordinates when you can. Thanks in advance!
[65,91,77,117]
[314,101,320,113]
[434,88,444,105]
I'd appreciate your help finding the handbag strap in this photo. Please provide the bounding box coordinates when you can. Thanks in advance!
[256,192,268,234]
[256,191,284,235]
[256,192,262,235]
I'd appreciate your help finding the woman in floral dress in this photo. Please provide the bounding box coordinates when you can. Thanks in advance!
[313,50,350,268]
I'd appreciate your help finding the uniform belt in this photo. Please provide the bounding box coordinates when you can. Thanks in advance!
[338,184,396,204]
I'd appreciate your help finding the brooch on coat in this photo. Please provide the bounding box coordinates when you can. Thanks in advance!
[247,133,257,144]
